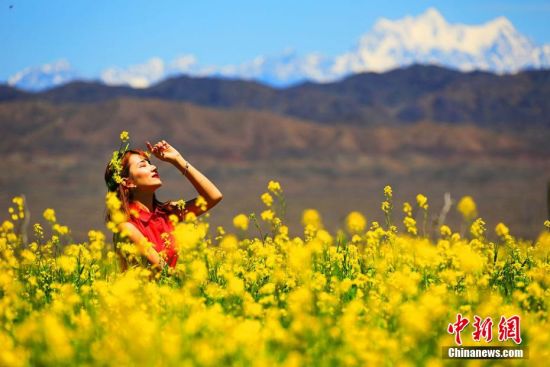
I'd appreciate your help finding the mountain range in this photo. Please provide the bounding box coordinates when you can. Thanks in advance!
[7,8,550,91]
[2,64,549,128]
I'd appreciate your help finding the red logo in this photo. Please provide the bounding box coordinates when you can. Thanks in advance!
[472,315,493,342]
[448,314,522,345]
[447,313,470,345]
[498,315,522,344]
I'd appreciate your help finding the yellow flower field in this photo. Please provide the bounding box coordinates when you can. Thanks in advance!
[1,182,549,366]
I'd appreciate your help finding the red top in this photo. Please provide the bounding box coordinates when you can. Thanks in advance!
[127,201,179,268]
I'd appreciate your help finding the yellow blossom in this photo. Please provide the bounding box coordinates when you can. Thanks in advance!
[416,194,428,210]
[495,222,510,237]
[267,180,282,193]
[470,218,486,239]
[3,178,550,366]
[301,209,323,229]
[43,208,56,223]
[20,249,36,265]
[195,195,208,211]
[403,216,417,235]
[220,234,239,252]
[169,214,179,226]
[384,185,393,198]
[2,220,14,232]
[52,224,70,235]
[119,130,129,142]
[261,192,273,207]
[261,209,275,222]
[12,196,24,208]
[440,225,452,238]
[454,243,484,273]
[233,214,249,231]
[57,256,77,275]
[189,259,208,283]
[345,211,367,234]
[457,195,478,222]
[184,212,197,222]
[226,275,245,295]
[403,202,412,216]
[259,282,276,295]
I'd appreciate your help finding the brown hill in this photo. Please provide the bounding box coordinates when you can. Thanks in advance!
[2,65,549,128]
[1,97,549,241]
[0,97,544,159]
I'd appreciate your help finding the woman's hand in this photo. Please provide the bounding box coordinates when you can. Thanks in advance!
[146,140,182,164]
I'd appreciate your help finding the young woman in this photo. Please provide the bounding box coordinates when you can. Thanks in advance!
[104,139,223,271]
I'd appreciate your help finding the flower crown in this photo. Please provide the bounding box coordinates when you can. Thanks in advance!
[106,131,131,192]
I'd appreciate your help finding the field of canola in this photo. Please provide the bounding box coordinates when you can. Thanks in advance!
[1,181,549,366]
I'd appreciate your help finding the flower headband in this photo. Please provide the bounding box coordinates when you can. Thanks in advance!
[106,131,131,192]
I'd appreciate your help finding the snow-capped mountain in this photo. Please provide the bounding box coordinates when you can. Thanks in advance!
[210,49,336,87]
[7,59,84,92]
[6,8,550,91]
[330,7,550,76]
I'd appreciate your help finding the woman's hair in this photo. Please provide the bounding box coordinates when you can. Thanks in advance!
[103,149,176,224]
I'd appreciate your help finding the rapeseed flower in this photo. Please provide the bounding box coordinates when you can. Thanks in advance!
[301,209,323,229]
[403,217,417,236]
[440,225,452,238]
[470,218,486,239]
[33,223,44,239]
[457,195,478,222]
[345,211,367,234]
[52,224,69,235]
[232,214,249,231]
[267,180,282,193]
[56,255,77,275]
[43,208,56,223]
[383,185,392,199]
[261,192,273,207]
[261,209,275,222]
[416,194,428,210]
[220,234,239,252]
[195,195,208,211]
[495,222,510,237]
[403,202,412,216]
[1,188,549,366]
[119,130,129,142]
[2,220,14,232]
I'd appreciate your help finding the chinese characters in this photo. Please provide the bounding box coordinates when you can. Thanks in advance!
[448,314,522,345]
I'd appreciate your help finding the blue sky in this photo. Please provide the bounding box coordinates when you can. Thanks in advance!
[1,0,550,82]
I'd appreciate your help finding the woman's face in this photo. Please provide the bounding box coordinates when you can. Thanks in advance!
[126,154,162,192]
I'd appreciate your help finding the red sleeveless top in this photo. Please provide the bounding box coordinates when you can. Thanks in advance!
[127,201,179,268]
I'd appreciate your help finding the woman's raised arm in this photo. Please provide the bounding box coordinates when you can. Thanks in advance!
[147,140,223,216]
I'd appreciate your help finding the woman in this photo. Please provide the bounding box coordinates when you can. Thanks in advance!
[104,139,223,271]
